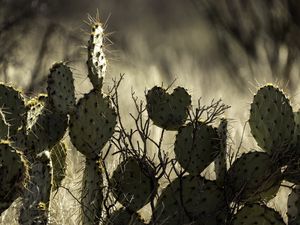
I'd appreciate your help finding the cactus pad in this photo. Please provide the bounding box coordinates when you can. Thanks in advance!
[174,121,220,175]
[215,118,228,186]
[69,90,117,159]
[47,62,75,114]
[227,151,282,202]
[0,112,8,139]
[103,208,145,225]
[87,22,106,90]
[0,83,26,137]
[146,86,191,130]
[287,188,300,224]
[19,150,53,224]
[81,158,104,224]
[25,95,68,156]
[249,85,294,154]
[232,203,285,225]
[111,157,157,212]
[0,141,29,214]
[153,175,226,225]
[51,142,67,190]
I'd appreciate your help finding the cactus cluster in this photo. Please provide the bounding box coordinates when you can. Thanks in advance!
[2,17,300,225]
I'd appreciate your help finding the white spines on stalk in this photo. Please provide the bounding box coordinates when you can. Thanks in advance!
[87,22,106,91]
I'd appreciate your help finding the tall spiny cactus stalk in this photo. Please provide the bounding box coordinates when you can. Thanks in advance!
[69,20,117,225]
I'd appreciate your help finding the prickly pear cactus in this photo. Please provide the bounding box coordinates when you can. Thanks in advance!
[287,188,300,225]
[25,95,68,157]
[232,203,285,225]
[215,118,228,186]
[19,150,53,225]
[249,85,294,155]
[227,151,282,202]
[0,83,26,137]
[174,121,220,175]
[50,142,67,191]
[0,141,29,214]
[69,89,117,159]
[152,175,226,225]
[81,158,104,225]
[87,22,106,90]
[0,112,8,139]
[47,62,75,114]
[111,157,157,212]
[146,86,191,130]
[103,208,145,225]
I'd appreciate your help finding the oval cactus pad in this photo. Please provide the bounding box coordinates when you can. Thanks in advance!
[146,86,191,130]
[174,122,220,175]
[69,90,117,158]
[249,85,294,154]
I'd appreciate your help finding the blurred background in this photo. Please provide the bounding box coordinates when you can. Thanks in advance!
[1,0,300,223]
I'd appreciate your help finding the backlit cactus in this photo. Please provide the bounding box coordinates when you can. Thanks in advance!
[50,142,67,191]
[87,21,106,90]
[47,62,76,114]
[110,157,157,212]
[232,203,285,225]
[19,150,53,225]
[69,89,117,159]
[0,83,26,138]
[146,86,191,130]
[174,121,221,175]
[153,175,226,225]
[249,85,295,156]
[68,19,117,225]
[0,141,29,215]
[103,208,145,225]
[3,15,300,225]
[227,151,281,202]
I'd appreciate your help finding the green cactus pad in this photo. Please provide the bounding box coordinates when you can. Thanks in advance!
[287,188,300,225]
[47,62,75,114]
[25,95,68,156]
[103,208,145,225]
[232,203,285,225]
[153,175,226,225]
[0,141,29,214]
[0,83,26,137]
[227,151,282,202]
[87,22,106,90]
[81,158,103,225]
[249,85,294,154]
[51,142,67,191]
[19,150,53,225]
[111,157,157,212]
[146,86,191,130]
[69,90,117,159]
[174,121,220,175]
